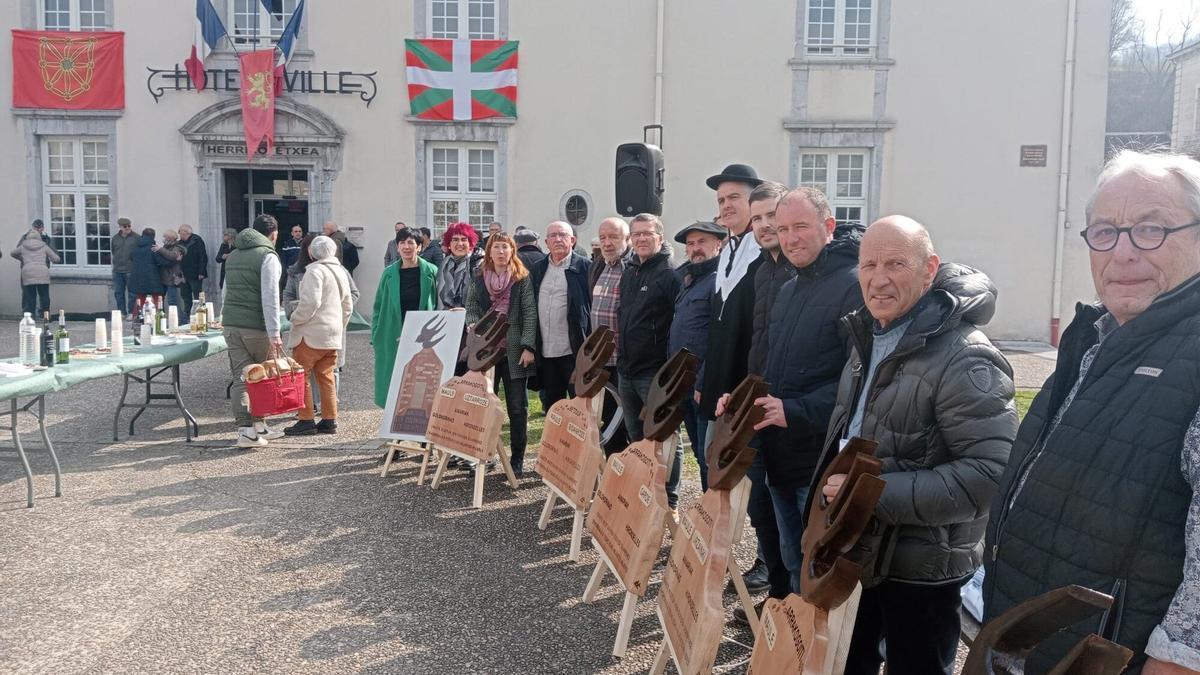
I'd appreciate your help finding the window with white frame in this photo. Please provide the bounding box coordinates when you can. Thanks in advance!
[430,0,497,39]
[428,144,497,236]
[805,0,873,56]
[42,137,111,267]
[798,150,868,226]
[40,0,108,31]
[228,0,300,45]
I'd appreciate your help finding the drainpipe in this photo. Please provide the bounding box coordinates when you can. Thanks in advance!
[1050,0,1078,346]
[654,0,665,126]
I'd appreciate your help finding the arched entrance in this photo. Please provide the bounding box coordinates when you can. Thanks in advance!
[180,98,345,278]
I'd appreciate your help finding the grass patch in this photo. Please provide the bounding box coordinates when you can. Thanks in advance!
[1015,389,1038,420]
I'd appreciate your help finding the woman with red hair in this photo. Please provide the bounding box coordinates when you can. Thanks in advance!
[435,222,480,311]
[465,233,537,476]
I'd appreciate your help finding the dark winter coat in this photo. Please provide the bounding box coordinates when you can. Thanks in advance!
[129,235,170,295]
[516,243,545,274]
[668,256,719,382]
[805,263,1018,586]
[180,233,209,281]
[759,227,862,488]
[530,252,592,358]
[215,241,234,287]
[983,277,1200,674]
[698,249,763,419]
[617,250,682,378]
[748,251,796,377]
[280,237,303,271]
[466,274,538,380]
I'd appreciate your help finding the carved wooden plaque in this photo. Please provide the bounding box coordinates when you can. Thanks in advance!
[535,396,603,510]
[425,370,505,461]
[586,439,671,596]
[657,486,733,675]
[747,589,862,675]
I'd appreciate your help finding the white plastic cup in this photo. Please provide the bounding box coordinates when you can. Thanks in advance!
[111,311,124,356]
[167,306,179,331]
[204,302,216,325]
[95,318,107,349]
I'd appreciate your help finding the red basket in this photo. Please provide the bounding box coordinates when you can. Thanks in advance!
[245,363,307,418]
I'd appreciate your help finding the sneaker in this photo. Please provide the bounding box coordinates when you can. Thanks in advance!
[316,419,337,434]
[733,598,768,626]
[741,559,771,594]
[255,421,285,440]
[237,427,267,448]
[284,420,318,436]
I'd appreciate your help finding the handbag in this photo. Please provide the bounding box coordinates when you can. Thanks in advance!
[244,355,306,418]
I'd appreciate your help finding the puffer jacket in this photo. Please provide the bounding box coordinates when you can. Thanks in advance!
[617,250,682,378]
[157,243,186,287]
[11,236,60,285]
[128,235,169,295]
[748,250,796,376]
[805,263,1018,586]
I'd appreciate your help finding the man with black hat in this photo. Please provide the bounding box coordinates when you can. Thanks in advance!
[668,220,725,488]
[514,226,546,272]
[698,163,770,593]
[110,217,137,314]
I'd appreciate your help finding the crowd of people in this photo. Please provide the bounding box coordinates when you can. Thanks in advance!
[11,148,1196,673]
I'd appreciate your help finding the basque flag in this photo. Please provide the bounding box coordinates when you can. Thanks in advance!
[184,0,227,90]
[272,0,304,96]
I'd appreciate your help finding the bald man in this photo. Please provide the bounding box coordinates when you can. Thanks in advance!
[805,216,1017,675]
[530,220,593,407]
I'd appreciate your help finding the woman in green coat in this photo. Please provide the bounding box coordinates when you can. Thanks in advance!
[372,227,438,408]
[465,233,537,475]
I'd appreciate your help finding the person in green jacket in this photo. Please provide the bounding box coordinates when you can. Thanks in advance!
[372,227,438,408]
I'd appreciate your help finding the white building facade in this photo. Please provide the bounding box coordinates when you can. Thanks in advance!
[1,0,1110,341]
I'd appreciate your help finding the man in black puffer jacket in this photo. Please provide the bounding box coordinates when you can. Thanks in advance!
[617,213,682,508]
[753,188,863,599]
[806,216,1017,675]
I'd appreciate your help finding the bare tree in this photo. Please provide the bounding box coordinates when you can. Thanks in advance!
[1110,0,1141,61]
[1107,3,1198,137]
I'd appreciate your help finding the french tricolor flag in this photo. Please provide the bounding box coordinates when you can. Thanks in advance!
[272,0,305,96]
[184,0,227,91]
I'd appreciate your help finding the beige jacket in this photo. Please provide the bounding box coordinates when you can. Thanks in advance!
[286,258,353,351]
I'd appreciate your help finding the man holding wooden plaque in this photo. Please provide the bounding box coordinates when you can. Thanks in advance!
[806,217,1017,675]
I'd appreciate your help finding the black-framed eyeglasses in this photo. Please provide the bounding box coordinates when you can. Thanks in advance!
[1080,220,1200,252]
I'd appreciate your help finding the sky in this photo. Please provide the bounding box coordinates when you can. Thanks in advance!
[1134,0,1200,44]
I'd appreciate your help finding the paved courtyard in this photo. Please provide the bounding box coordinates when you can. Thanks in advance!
[0,322,1055,674]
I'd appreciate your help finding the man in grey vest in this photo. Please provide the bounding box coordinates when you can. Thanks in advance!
[809,216,1017,675]
[222,214,285,448]
[986,151,1200,675]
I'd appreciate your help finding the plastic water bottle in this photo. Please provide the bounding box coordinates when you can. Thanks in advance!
[19,312,38,366]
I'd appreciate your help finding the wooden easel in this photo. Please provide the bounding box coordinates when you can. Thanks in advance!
[580,434,679,658]
[536,394,607,561]
[429,434,519,509]
[380,439,437,485]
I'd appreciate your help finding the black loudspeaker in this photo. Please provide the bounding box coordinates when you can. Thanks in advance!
[615,142,664,217]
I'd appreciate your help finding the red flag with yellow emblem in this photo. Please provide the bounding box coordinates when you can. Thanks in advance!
[12,29,124,109]
[238,49,276,157]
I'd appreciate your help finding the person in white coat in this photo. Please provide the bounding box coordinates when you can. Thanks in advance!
[284,235,353,436]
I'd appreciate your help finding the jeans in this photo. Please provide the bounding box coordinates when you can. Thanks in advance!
[496,361,529,473]
[601,367,629,457]
[745,448,789,598]
[767,482,810,594]
[681,396,708,491]
[540,354,575,409]
[844,579,966,675]
[619,372,683,509]
[21,284,50,317]
[112,271,133,314]
[224,326,271,427]
[180,278,201,316]
[164,285,182,312]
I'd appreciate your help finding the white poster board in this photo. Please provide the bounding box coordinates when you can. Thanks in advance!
[377,310,466,441]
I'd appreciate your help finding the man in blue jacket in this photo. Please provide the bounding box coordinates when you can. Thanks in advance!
[530,221,592,408]
[668,220,724,490]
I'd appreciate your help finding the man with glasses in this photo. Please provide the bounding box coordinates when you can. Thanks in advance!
[985,150,1200,674]
[110,217,138,314]
[530,221,592,408]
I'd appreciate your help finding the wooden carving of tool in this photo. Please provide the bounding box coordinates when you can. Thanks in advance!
[462,308,509,372]
[704,375,768,490]
[640,349,699,442]
[572,326,615,399]
[963,585,1133,675]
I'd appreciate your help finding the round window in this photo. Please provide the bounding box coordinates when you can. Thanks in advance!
[565,195,588,226]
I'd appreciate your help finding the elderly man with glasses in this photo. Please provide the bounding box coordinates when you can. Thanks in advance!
[985,150,1200,675]
[530,221,592,408]
[110,216,138,314]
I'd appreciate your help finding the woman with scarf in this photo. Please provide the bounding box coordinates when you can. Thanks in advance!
[435,222,479,311]
[465,233,537,476]
[371,227,438,408]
